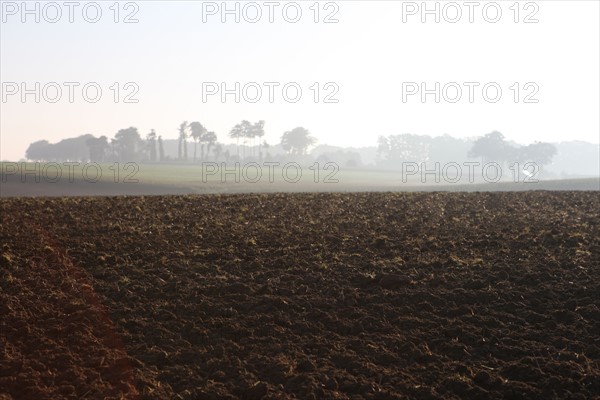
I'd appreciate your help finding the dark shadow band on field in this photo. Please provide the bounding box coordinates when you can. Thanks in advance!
[1,174,598,197]
[0,176,194,197]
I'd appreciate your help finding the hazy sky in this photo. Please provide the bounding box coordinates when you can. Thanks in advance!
[1,0,599,160]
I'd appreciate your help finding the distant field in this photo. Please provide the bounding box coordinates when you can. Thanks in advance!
[1,162,599,196]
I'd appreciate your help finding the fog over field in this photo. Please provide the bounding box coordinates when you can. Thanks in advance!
[1,1,599,194]
[2,3,600,399]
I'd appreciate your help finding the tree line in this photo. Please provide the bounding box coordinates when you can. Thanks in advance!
[25,120,317,163]
[25,125,557,171]
[377,131,557,170]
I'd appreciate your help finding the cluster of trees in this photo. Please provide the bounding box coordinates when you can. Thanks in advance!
[377,134,431,163]
[177,121,218,162]
[377,133,473,168]
[171,119,317,162]
[281,127,317,156]
[25,120,319,163]
[313,147,362,167]
[377,131,557,170]
[228,120,266,160]
[225,121,319,159]
[467,131,557,166]
[26,135,93,162]
[26,127,168,163]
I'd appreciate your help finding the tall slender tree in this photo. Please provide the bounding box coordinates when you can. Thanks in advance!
[189,121,207,161]
[240,120,252,160]
[253,120,265,159]
[158,135,165,162]
[146,129,157,162]
[229,123,244,160]
[178,121,189,161]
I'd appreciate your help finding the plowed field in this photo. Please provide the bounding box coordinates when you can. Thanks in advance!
[1,192,599,399]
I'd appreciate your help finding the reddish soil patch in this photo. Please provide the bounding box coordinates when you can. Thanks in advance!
[1,192,599,399]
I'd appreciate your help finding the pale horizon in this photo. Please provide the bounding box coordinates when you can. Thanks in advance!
[1,1,599,161]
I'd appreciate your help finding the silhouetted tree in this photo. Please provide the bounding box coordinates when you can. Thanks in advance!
[178,121,188,161]
[158,135,165,162]
[113,127,143,162]
[86,136,109,162]
[189,121,207,161]
[26,135,94,161]
[468,131,511,164]
[518,142,557,168]
[229,123,244,159]
[26,140,51,161]
[252,120,265,159]
[146,130,157,162]
[377,136,389,160]
[428,134,472,165]
[377,134,429,163]
[240,120,253,159]
[281,127,316,155]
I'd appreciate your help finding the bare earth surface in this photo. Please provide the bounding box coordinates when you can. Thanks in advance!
[1,192,599,399]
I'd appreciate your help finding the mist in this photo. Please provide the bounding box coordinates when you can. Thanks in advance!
[2,2,600,194]
[2,3,600,399]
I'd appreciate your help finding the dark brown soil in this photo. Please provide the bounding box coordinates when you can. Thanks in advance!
[1,192,599,399]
